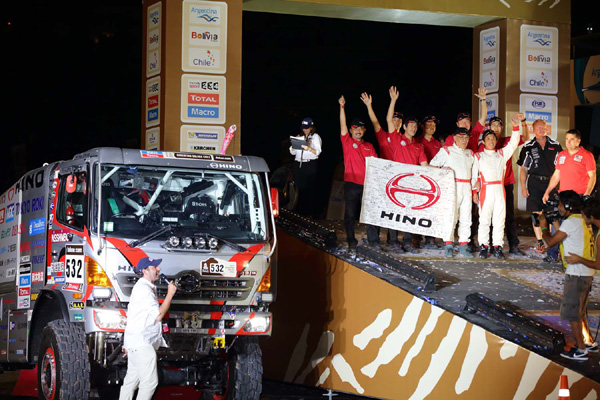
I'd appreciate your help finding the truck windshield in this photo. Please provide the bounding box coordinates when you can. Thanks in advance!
[98,164,268,241]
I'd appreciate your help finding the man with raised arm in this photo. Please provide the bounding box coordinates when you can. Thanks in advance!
[472,113,523,260]
[361,91,427,253]
[339,95,380,250]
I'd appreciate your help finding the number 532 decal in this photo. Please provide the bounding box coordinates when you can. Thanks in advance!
[65,245,85,284]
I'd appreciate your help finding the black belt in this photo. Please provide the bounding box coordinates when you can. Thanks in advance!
[529,174,550,181]
[296,159,314,163]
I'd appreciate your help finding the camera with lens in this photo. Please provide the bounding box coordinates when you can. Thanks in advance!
[532,194,561,227]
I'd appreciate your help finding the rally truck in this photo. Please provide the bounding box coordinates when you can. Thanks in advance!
[0,148,278,400]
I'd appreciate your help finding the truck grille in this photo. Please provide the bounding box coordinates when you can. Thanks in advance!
[116,274,254,301]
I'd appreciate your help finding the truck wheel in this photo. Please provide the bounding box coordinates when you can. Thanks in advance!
[37,320,90,400]
[204,337,263,400]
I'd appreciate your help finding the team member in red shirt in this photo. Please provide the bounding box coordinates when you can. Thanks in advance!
[477,116,529,255]
[543,129,597,201]
[361,92,427,253]
[417,115,442,163]
[339,95,380,250]
[360,89,405,251]
[444,88,488,152]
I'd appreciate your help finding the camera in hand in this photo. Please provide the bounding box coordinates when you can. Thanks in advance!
[531,194,561,227]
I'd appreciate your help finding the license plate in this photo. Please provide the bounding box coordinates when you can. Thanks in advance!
[201,259,237,278]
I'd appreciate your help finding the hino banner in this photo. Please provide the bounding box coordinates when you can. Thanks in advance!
[360,158,457,239]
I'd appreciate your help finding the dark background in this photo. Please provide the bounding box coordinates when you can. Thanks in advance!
[3,1,599,215]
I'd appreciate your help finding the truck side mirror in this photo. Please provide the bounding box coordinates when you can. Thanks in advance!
[270,188,279,218]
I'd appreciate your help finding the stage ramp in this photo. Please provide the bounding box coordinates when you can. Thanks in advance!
[262,230,600,399]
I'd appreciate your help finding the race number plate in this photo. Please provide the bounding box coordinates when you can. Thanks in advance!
[201,257,237,278]
[65,245,85,284]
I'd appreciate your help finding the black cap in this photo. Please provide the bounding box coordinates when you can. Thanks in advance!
[421,115,440,125]
[482,129,497,140]
[301,117,314,128]
[404,116,419,125]
[453,127,471,137]
[350,118,365,128]
[488,116,504,126]
[392,111,404,120]
[456,112,471,122]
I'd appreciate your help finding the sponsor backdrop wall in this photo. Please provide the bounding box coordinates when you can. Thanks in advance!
[473,19,570,211]
[141,0,242,155]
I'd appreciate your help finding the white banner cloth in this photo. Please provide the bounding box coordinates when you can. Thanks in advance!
[360,158,457,239]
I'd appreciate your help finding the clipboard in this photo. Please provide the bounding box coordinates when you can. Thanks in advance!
[290,136,307,150]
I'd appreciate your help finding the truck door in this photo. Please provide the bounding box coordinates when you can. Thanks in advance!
[48,164,89,293]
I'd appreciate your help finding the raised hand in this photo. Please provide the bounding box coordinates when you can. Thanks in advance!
[474,87,487,100]
[360,92,372,106]
[339,95,346,106]
[389,86,399,101]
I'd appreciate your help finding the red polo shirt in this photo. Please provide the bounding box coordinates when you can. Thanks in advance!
[376,129,426,165]
[374,129,396,161]
[444,121,484,153]
[341,134,378,185]
[556,148,596,194]
[477,135,524,185]
[416,135,442,162]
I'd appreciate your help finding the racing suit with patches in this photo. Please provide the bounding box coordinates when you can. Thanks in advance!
[472,126,521,247]
[429,144,475,244]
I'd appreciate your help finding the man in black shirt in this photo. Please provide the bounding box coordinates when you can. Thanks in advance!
[517,119,562,259]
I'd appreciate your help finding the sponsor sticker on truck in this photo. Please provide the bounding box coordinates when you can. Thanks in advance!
[201,257,236,278]
[65,245,85,284]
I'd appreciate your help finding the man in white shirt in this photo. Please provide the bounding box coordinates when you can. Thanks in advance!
[540,191,596,361]
[119,257,177,400]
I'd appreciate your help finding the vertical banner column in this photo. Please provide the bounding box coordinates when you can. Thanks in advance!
[141,0,242,154]
[144,2,162,150]
[180,1,229,154]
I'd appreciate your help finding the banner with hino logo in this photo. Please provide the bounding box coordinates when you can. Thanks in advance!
[360,158,456,239]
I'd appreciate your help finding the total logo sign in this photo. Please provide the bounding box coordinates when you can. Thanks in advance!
[182,75,226,124]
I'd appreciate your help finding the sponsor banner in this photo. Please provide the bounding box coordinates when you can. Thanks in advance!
[146,127,160,150]
[519,94,558,139]
[0,208,4,224]
[520,25,558,94]
[180,125,225,153]
[63,282,84,292]
[146,2,161,77]
[480,27,499,93]
[182,0,228,74]
[17,262,32,310]
[360,158,456,239]
[181,74,226,124]
[65,245,85,284]
[145,76,161,128]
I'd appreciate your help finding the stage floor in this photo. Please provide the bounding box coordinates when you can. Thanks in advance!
[317,216,600,382]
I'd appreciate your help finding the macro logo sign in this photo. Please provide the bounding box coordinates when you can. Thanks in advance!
[385,173,441,210]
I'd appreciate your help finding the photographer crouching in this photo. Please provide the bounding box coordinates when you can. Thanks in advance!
[539,190,597,361]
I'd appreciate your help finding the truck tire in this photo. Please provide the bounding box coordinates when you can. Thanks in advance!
[204,337,263,400]
[37,320,90,400]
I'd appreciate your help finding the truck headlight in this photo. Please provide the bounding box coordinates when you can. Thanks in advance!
[94,310,127,330]
[243,316,270,333]
[92,287,112,300]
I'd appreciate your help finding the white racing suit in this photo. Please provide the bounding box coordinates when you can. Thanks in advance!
[472,126,521,247]
[430,144,475,244]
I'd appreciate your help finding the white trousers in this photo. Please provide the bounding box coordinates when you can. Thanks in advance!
[445,182,472,244]
[478,184,506,247]
[119,344,158,400]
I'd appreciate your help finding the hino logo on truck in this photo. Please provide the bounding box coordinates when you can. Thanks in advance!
[15,171,44,194]
[209,162,242,170]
